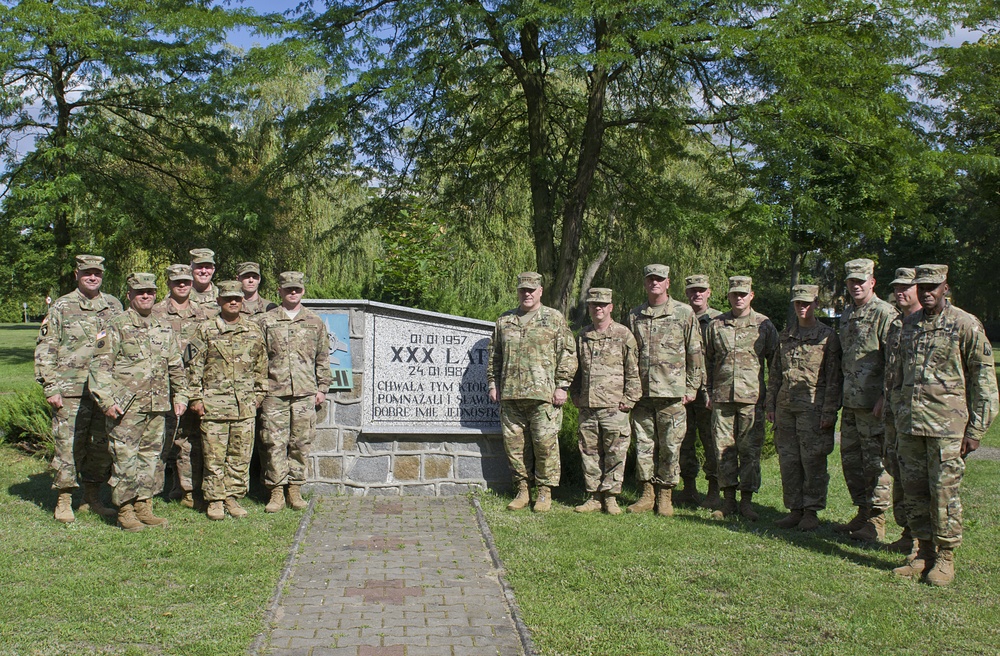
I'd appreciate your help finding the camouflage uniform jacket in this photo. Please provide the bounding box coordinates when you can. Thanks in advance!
[257,306,333,397]
[189,283,218,306]
[839,295,897,409]
[187,315,267,420]
[766,322,843,424]
[151,298,211,358]
[883,316,907,414]
[569,320,642,409]
[627,298,704,399]
[487,305,577,402]
[705,309,778,405]
[34,289,123,398]
[88,308,189,414]
[695,307,723,393]
[241,295,277,316]
[890,304,999,440]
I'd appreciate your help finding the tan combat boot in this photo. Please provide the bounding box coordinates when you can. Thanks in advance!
[924,547,955,587]
[656,487,674,517]
[627,481,655,514]
[180,492,196,509]
[287,484,308,510]
[604,495,621,515]
[797,509,820,532]
[224,496,248,518]
[700,479,722,510]
[893,539,935,579]
[775,509,803,529]
[849,510,885,544]
[674,477,698,505]
[712,487,738,520]
[507,481,530,511]
[533,486,552,513]
[885,526,913,554]
[265,486,286,513]
[575,493,602,513]
[134,498,168,527]
[833,507,869,534]
[207,500,225,521]
[117,501,145,532]
[739,492,758,521]
[54,490,75,524]
[81,482,117,518]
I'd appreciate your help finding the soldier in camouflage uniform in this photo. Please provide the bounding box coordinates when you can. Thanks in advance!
[626,264,703,517]
[151,264,212,507]
[187,281,268,520]
[569,288,641,515]
[889,265,998,586]
[89,273,189,531]
[238,261,277,316]
[488,272,577,513]
[678,274,723,508]
[704,276,778,520]
[257,272,332,513]
[189,248,219,305]
[766,285,842,531]
[837,258,898,543]
[34,254,122,523]
[882,267,921,552]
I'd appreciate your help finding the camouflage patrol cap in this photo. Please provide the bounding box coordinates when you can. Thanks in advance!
[585,288,613,304]
[728,276,752,294]
[643,264,670,279]
[278,271,306,290]
[845,258,874,281]
[685,274,710,290]
[75,254,105,272]
[517,272,543,290]
[791,284,819,303]
[914,264,948,285]
[890,267,916,286]
[189,248,216,265]
[126,272,157,291]
[216,280,244,298]
[237,262,261,277]
[165,264,193,282]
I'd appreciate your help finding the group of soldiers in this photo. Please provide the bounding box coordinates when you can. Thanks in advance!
[487,261,998,587]
[35,249,332,531]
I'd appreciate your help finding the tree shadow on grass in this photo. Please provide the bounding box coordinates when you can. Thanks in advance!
[8,471,118,525]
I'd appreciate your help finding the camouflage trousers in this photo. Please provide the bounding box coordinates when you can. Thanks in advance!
[108,410,166,507]
[631,397,686,487]
[577,406,631,495]
[712,402,764,492]
[896,433,964,550]
[201,417,255,502]
[840,407,891,511]
[774,406,835,511]
[500,400,562,488]
[261,395,317,487]
[49,394,112,490]
[680,389,717,483]
[883,409,907,528]
[162,411,203,494]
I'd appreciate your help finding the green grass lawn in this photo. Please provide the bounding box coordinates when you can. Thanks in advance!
[0,322,41,393]
[481,449,1000,656]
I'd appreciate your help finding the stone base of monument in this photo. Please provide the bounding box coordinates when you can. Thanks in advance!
[302,300,510,496]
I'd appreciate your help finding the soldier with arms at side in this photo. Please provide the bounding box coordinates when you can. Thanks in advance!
[766,285,843,531]
[34,254,122,523]
[704,276,779,520]
[238,261,277,316]
[890,265,998,586]
[836,258,899,543]
[187,281,268,520]
[189,248,219,306]
[569,288,641,515]
[89,273,188,531]
[257,272,332,513]
[626,264,703,516]
[488,272,577,513]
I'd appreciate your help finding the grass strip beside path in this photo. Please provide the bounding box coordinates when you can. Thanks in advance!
[0,446,301,656]
[480,451,1000,656]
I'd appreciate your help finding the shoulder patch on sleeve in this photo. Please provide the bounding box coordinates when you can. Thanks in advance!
[986,342,993,358]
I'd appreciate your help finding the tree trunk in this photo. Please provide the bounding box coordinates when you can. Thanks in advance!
[573,247,609,328]
[51,55,74,293]
[787,249,803,328]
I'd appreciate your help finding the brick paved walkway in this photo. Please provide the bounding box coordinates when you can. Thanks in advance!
[260,497,526,656]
